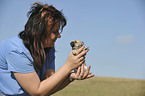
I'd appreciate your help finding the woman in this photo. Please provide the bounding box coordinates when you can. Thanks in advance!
[0,2,94,96]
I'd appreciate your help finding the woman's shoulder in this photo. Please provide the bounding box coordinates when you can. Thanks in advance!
[0,36,32,58]
[0,36,21,54]
[0,36,22,49]
[5,36,29,53]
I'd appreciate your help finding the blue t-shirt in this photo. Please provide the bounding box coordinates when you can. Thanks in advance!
[0,36,55,95]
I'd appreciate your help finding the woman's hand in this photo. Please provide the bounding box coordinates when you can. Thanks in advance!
[65,46,89,71]
[70,64,95,80]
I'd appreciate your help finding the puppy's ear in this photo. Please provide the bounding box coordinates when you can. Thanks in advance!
[70,42,75,47]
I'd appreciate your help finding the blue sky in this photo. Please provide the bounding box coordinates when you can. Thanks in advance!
[0,0,145,80]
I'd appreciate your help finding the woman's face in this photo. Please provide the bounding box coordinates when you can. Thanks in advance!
[42,22,61,48]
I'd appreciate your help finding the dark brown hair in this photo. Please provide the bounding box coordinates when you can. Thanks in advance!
[19,2,66,71]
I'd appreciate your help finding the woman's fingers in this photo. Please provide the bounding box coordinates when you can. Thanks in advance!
[79,64,84,79]
[77,57,85,66]
[74,46,89,56]
[79,57,85,62]
[75,46,85,55]
[83,65,91,78]
[77,48,89,59]
[67,46,89,70]
[71,64,95,80]
[87,75,95,78]
[79,65,94,80]
[76,66,81,76]
[84,47,89,50]
[76,65,84,80]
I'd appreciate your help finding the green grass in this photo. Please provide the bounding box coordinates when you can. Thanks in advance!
[52,76,145,96]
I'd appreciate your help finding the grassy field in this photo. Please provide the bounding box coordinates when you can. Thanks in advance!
[52,76,145,96]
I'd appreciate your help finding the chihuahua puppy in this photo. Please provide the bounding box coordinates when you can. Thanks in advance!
[70,40,90,74]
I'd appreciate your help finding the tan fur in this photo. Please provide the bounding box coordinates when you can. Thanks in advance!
[70,40,89,73]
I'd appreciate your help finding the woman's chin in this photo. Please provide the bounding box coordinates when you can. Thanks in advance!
[43,43,54,48]
[50,43,55,47]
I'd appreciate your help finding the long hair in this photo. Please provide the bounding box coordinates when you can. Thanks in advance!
[18,2,67,71]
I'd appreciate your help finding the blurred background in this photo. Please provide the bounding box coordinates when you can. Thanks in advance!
[0,0,145,80]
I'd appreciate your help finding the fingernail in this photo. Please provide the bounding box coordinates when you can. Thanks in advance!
[92,75,95,77]
[89,66,91,68]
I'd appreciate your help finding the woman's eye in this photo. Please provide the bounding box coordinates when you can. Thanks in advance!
[52,31,58,34]
[54,31,57,34]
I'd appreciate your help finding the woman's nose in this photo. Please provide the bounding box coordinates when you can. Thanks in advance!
[57,32,61,38]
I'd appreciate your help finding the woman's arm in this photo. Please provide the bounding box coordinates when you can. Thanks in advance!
[48,73,72,95]
[42,69,71,95]
[43,64,94,95]
[14,46,88,96]
[43,69,55,80]
[40,69,71,95]
[14,63,71,96]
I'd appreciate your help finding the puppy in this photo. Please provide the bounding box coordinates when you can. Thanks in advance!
[70,40,90,74]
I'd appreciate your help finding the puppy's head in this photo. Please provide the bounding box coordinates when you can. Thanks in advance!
[70,40,84,50]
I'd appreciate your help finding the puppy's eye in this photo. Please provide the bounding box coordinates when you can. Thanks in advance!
[75,41,77,43]
[70,42,75,47]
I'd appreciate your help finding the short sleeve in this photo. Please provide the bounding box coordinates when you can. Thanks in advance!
[6,50,35,73]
